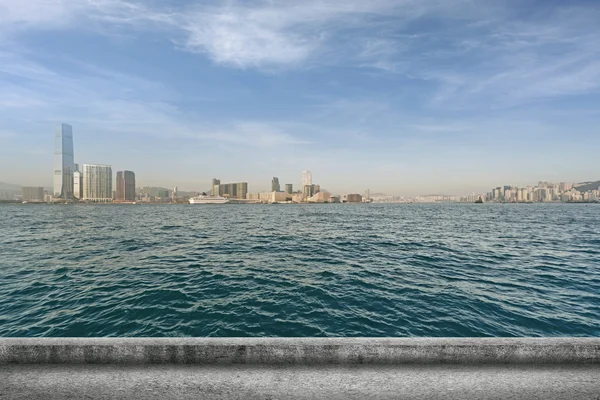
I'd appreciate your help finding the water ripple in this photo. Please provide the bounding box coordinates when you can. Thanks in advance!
[0,203,599,337]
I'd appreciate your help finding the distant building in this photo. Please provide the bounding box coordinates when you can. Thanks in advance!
[314,184,320,194]
[213,179,248,199]
[302,171,312,188]
[303,184,315,199]
[116,170,136,201]
[292,193,305,203]
[272,177,280,192]
[53,123,75,199]
[82,164,112,202]
[212,178,221,196]
[307,191,331,203]
[285,184,293,194]
[73,169,83,199]
[346,194,363,203]
[21,187,44,202]
[247,191,291,203]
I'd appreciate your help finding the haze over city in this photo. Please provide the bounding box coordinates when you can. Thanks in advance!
[1,0,599,196]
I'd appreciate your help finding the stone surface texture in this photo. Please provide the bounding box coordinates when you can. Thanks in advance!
[1,338,599,399]
[1,338,599,365]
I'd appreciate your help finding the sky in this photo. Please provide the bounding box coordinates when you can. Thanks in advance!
[0,0,599,196]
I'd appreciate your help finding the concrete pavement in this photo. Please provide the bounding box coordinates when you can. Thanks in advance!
[1,338,599,399]
[2,364,600,399]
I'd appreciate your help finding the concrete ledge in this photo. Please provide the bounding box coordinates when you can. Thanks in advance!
[1,338,599,365]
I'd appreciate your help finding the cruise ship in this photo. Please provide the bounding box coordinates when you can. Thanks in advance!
[189,194,229,204]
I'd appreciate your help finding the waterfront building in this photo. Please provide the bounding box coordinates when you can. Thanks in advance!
[303,184,315,199]
[53,123,75,199]
[285,184,293,194]
[212,178,221,196]
[73,169,83,199]
[82,164,113,202]
[213,179,248,199]
[302,171,312,188]
[347,194,363,203]
[21,187,44,202]
[307,191,331,203]
[247,191,291,203]
[272,177,280,192]
[116,170,136,201]
[314,184,320,194]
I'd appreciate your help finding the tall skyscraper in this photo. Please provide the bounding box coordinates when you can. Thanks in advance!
[53,123,75,199]
[302,171,312,188]
[116,170,136,201]
[285,184,293,194]
[272,177,280,192]
[82,164,113,202]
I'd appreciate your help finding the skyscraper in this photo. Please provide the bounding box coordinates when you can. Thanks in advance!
[272,177,280,192]
[116,170,136,201]
[285,184,293,194]
[82,164,113,202]
[53,123,75,199]
[302,171,312,188]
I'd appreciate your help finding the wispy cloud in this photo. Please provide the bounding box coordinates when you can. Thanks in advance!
[412,124,470,133]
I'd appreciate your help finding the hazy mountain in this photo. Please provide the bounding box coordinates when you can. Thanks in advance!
[0,182,21,190]
[574,181,600,192]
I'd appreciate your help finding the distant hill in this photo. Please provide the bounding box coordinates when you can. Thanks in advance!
[574,181,600,192]
[0,182,21,190]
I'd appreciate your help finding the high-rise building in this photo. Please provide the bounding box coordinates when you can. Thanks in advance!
[116,170,136,201]
[285,184,293,194]
[73,169,83,199]
[236,182,248,200]
[212,178,221,196]
[21,187,44,202]
[302,171,312,188]
[53,123,75,199]
[272,177,280,192]
[303,184,315,199]
[212,179,248,199]
[82,164,113,202]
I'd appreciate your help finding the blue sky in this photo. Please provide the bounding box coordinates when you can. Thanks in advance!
[1,0,599,196]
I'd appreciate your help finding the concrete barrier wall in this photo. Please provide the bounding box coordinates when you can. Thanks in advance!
[1,338,599,365]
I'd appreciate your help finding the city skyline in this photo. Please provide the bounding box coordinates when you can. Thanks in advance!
[1,1,600,195]
[2,120,598,202]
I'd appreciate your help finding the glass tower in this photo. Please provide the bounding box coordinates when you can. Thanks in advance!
[272,177,280,192]
[53,123,75,199]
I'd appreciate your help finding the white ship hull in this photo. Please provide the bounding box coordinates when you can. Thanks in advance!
[189,195,229,204]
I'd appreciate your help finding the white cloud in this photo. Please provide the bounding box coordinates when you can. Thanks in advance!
[1,0,600,107]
